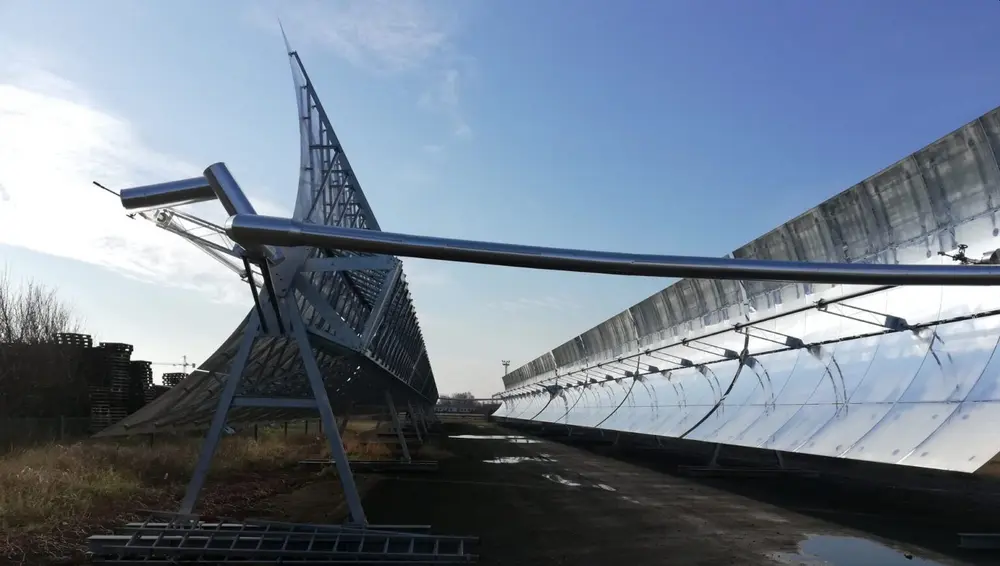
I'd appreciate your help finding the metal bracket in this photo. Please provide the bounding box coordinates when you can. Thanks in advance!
[682,339,740,359]
[647,351,695,368]
[734,325,805,349]
[816,300,909,331]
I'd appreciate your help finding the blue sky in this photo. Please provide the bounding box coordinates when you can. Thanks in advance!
[1,0,999,396]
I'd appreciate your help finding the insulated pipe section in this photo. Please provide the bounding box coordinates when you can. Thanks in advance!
[204,163,259,217]
[202,163,284,265]
[119,177,217,211]
[226,214,1000,286]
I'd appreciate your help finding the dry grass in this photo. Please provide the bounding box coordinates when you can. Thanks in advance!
[0,425,390,564]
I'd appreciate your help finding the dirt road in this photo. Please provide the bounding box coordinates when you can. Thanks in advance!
[280,420,992,565]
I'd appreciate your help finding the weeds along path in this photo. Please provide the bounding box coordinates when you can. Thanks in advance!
[0,421,388,565]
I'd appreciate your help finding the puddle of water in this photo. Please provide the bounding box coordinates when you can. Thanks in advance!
[542,473,581,487]
[483,456,553,464]
[772,534,944,566]
[594,483,617,492]
[450,434,540,444]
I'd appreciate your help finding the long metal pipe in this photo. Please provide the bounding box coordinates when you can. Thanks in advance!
[120,177,216,210]
[225,214,1000,285]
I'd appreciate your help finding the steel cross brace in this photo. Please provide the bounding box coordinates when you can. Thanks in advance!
[362,262,403,352]
[178,294,368,525]
[407,400,424,443]
[385,390,412,463]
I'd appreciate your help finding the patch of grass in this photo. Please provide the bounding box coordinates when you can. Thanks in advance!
[0,426,390,563]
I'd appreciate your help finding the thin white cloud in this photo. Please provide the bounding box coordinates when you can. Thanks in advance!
[401,258,453,288]
[250,192,294,218]
[249,0,473,139]
[0,63,257,306]
[419,67,472,139]
[250,0,453,74]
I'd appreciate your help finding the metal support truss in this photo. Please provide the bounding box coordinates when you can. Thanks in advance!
[385,390,412,463]
[339,403,352,436]
[815,300,910,331]
[734,325,805,349]
[92,43,470,563]
[177,300,367,525]
[682,339,740,359]
[407,400,424,443]
[671,442,813,479]
[303,393,438,472]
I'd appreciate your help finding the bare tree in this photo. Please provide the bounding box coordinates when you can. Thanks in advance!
[438,392,478,407]
[0,269,86,417]
[0,269,81,343]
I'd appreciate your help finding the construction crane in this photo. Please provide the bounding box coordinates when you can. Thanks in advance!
[151,355,195,373]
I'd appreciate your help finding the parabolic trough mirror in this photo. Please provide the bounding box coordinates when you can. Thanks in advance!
[492,104,1000,477]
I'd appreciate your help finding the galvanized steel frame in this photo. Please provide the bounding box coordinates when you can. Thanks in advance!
[98,47,438,440]
[85,43,482,564]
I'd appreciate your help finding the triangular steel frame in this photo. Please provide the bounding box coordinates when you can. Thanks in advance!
[179,285,369,524]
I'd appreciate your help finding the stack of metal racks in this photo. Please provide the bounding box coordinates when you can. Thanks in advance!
[162,372,186,388]
[99,342,134,426]
[128,360,153,411]
[53,332,94,349]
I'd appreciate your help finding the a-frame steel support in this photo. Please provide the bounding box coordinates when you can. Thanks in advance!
[179,288,368,525]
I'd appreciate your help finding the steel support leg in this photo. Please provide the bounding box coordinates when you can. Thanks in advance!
[180,314,261,515]
[385,391,411,463]
[418,405,431,435]
[424,404,439,429]
[407,400,423,443]
[338,411,351,437]
[415,405,429,435]
[708,443,722,468]
[286,298,368,525]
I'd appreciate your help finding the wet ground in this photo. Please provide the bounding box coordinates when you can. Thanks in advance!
[271,420,998,565]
